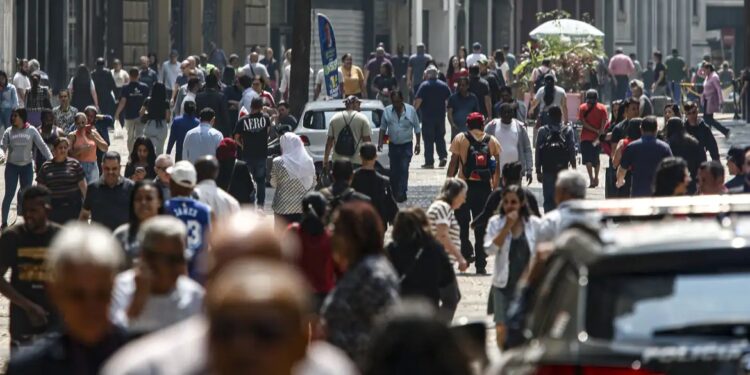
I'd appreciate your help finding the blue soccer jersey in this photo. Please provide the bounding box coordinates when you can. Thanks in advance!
[164,197,211,279]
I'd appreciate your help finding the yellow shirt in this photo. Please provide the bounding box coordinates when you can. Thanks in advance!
[341,65,365,96]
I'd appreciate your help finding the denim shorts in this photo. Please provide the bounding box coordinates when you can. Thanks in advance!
[81,161,100,184]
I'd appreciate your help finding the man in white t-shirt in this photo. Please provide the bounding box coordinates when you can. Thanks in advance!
[110,216,204,334]
[194,156,240,217]
[530,74,568,125]
[485,103,534,183]
[240,52,269,81]
[12,59,31,108]
[466,42,488,68]
[314,67,345,100]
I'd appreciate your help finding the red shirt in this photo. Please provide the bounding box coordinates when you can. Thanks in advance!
[288,223,336,293]
[578,102,608,142]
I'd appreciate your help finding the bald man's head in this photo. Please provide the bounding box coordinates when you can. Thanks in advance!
[207,209,298,278]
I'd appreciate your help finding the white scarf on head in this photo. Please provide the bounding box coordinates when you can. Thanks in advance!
[279,133,315,188]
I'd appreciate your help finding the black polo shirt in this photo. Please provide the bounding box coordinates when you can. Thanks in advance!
[83,177,135,231]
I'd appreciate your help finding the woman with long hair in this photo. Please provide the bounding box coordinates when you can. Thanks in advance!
[387,207,461,322]
[125,136,157,182]
[113,180,165,265]
[1,108,52,228]
[446,55,468,92]
[340,53,367,98]
[139,82,171,154]
[612,117,642,197]
[371,63,398,106]
[664,117,704,194]
[653,157,691,197]
[287,191,336,311]
[147,52,159,72]
[270,132,316,226]
[426,178,469,273]
[68,64,98,111]
[483,185,541,349]
[68,112,108,183]
[321,201,399,366]
[457,46,468,61]
[36,137,87,224]
[0,70,18,132]
[251,76,276,108]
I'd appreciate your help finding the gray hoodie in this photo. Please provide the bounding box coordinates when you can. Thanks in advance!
[1,125,52,166]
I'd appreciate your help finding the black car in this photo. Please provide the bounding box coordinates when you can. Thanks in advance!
[496,218,750,375]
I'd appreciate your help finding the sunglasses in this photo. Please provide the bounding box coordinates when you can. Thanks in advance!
[210,317,292,343]
[143,249,185,265]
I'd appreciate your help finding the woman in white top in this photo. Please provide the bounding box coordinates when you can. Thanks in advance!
[426,178,469,272]
[270,132,316,227]
[483,184,541,349]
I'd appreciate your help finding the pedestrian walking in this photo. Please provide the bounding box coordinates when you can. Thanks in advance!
[665,49,688,104]
[91,58,117,117]
[215,137,256,205]
[426,178,469,272]
[535,106,576,212]
[35,109,65,172]
[323,95,372,168]
[378,91,420,202]
[630,79,653,117]
[664,117,704,194]
[652,157,691,197]
[473,162,541,238]
[407,43,433,101]
[697,160,725,195]
[153,154,173,200]
[530,59,556,95]
[651,51,667,96]
[387,208,461,322]
[371,63,399,106]
[466,42,488,68]
[195,74,230,137]
[194,155,240,217]
[111,216,204,335]
[68,65,98,113]
[124,136,157,182]
[166,101,199,162]
[725,146,745,191]
[365,47,393,99]
[79,151,134,231]
[82,106,114,173]
[164,160,211,280]
[352,143,398,227]
[0,186,61,349]
[160,50,181,100]
[414,66,451,168]
[447,112,501,274]
[139,82,171,154]
[321,159,371,214]
[233,98,271,205]
[340,54,367,99]
[484,103,533,182]
[1,108,52,228]
[114,68,150,152]
[612,118,642,197]
[113,180,165,264]
[6,223,128,375]
[24,73,52,127]
[270,132,316,225]
[0,70,19,133]
[578,90,608,187]
[447,77,481,140]
[321,201,400,366]
[138,56,159,91]
[52,90,77,132]
[467,65,492,119]
[484,185,541,348]
[536,170,589,243]
[184,108,223,164]
[684,101,720,161]
[68,112,108,183]
[663,103,681,127]
[617,116,673,197]
[529,74,567,128]
[447,55,468,92]
[36,138,87,224]
[12,60,30,107]
[608,49,635,100]
[701,63,731,137]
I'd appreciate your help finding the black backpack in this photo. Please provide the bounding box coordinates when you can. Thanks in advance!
[533,68,546,92]
[539,127,570,171]
[462,132,492,182]
[334,114,357,157]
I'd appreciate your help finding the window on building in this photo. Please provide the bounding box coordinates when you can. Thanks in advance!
[693,0,699,16]
[618,0,625,13]
[617,0,627,21]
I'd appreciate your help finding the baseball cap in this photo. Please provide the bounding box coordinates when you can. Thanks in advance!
[167,160,197,188]
[472,42,482,50]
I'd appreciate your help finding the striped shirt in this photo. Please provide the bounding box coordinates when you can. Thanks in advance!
[270,158,314,215]
[427,200,460,257]
[36,157,85,199]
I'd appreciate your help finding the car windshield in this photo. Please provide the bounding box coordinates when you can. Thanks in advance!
[587,271,750,341]
[303,109,382,130]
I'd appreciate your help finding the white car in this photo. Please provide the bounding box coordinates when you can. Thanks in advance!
[295,99,390,174]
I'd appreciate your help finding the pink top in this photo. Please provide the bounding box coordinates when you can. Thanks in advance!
[608,54,635,76]
[702,72,723,114]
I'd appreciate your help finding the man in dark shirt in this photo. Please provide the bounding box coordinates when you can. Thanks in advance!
[79,151,135,231]
[535,106,577,212]
[195,74,231,137]
[725,146,745,192]
[0,186,62,348]
[138,55,158,91]
[478,59,502,106]
[114,68,150,152]
[617,116,673,197]
[684,101,720,161]
[391,45,409,99]
[608,97,640,146]
[468,65,492,118]
[275,101,298,131]
[351,143,397,227]
[447,77,481,139]
[233,97,272,206]
[7,223,128,375]
[166,101,199,162]
[321,160,371,214]
[414,66,452,168]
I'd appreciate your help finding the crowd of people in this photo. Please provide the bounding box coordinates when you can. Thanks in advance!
[0,38,746,374]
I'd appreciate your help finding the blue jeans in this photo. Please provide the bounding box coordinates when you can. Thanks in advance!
[246,158,267,207]
[542,171,559,213]
[3,163,33,225]
[668,81,682,104]
[81,161,100,184]
[0,107,12,130]
[388,142,413,201]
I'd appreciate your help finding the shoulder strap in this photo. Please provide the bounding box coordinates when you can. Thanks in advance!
[398,245,425,284]
[227,160,239,190]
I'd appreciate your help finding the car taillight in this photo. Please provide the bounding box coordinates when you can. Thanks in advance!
[300,135,310,146]
[536,365,664,375]
[383,134,390,144]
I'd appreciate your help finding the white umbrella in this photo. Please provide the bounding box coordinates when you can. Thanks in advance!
[529,19,604,40]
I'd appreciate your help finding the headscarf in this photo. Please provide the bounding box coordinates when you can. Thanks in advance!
[278,133,315,188]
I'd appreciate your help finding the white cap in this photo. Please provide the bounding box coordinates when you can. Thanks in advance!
[166,160,197,188]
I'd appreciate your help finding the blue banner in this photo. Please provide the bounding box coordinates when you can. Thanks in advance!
[317,14,340,99]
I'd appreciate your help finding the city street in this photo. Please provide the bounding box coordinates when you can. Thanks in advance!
[0,114,737,366]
